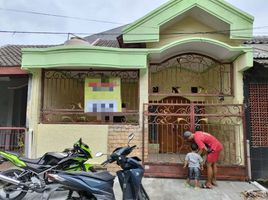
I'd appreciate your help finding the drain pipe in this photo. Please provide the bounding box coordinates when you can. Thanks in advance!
[246,140,252,180]
[25,129,33,158]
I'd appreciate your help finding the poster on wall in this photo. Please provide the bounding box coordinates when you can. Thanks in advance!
[84,77,122,112]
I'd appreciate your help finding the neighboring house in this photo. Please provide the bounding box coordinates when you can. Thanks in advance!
[0,45,28,154]
[0,45,46,155]
[244,37,268,180]
[6,0,256,179]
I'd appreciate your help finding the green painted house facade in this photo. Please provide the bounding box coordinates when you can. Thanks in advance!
[21,0,254,179]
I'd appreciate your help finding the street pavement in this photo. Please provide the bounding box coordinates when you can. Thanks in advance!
[25,177,258,200]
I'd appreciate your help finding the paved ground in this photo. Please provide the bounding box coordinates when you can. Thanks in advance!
[24,178,258,200]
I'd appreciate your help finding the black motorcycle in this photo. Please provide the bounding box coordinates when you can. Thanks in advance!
[46,133,150,200]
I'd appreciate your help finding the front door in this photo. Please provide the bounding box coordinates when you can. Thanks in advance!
[156,96,190,153]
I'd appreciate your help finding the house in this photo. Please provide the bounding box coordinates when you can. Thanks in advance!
[5,0,256,179]
[243,37,268,180]
[0,45,52,156]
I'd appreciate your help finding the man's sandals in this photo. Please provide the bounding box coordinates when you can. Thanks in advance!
[201,183,213,189]
[212,182,218,186]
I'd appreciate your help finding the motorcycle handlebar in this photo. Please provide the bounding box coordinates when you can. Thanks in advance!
[130,145,137,150]
[101,156,113,166]
[101,145,137,166]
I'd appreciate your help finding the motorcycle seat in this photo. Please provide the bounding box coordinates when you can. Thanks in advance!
[45,152,69,159]
[20,157,42,164]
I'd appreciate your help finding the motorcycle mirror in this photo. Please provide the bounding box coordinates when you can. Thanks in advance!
[128,133,134,145]
[95,152,103,157]
[79,138,82,145]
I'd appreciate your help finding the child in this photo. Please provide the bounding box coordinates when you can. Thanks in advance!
[183,142,203,188]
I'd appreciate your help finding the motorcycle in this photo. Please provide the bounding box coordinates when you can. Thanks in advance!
[45,133,150,200]
[0,138,95,200]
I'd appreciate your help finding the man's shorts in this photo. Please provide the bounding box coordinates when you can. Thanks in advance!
[188,167,200,180]
[207,150,221,163]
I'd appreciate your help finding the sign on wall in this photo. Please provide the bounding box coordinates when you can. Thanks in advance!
[84,77,122,112]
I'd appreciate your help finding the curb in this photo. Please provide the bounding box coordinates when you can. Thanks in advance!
[251,181,268,192]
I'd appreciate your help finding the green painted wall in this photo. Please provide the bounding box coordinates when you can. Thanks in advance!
[22,46,148,70]
[123,0,253,43]
[147,16,241,49]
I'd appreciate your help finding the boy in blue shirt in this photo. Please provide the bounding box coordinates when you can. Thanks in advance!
[183,142,204,188]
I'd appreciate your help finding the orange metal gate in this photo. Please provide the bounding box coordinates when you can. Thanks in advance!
[142,102,248,179]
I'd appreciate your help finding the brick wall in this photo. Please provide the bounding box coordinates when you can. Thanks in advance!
[107,125,148,173]
[0,161,12,171]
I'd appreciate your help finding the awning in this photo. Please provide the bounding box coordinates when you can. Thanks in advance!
[21,45,148,70]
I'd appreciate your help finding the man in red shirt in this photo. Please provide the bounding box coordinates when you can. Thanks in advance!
[183,131,223,188]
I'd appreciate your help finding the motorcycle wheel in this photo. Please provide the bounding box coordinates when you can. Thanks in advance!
[66,197,95,200]
[66,191,96,200]
[0,169,28,200]
[138,184,150,200]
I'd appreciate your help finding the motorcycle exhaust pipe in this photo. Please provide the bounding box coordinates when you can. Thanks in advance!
[0,174,21,185]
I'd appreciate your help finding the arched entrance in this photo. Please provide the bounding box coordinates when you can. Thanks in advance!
[144,53,247,179]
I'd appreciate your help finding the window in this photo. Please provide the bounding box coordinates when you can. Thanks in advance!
[41,70,139,124]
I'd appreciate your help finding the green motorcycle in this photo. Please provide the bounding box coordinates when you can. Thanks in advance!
[0,138,95,200]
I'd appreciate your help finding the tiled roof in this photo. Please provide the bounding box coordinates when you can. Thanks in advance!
[244,36,268,44]
[84,25,127,44]
[244,36,268,64]
[92,39,119,48]
[0,45,55,67]
[2,34,268,67]
[251,44,268,59]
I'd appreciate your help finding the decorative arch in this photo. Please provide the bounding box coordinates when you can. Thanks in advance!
[148,37,250,63]
[149,53,233,97]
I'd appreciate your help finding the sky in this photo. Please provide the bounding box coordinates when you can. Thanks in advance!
[0,0,267,46]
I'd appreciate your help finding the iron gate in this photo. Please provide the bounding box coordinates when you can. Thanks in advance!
[143,102,246,166]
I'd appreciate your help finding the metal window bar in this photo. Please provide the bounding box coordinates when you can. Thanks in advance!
[0,127,26,154]
[41,69,139,124]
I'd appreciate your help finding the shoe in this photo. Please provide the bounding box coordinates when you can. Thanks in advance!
[184,183,191,188]
[201,183,212,189]
[212,182,218,186]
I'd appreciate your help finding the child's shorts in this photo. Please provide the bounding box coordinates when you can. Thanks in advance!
[188,167,200,180]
